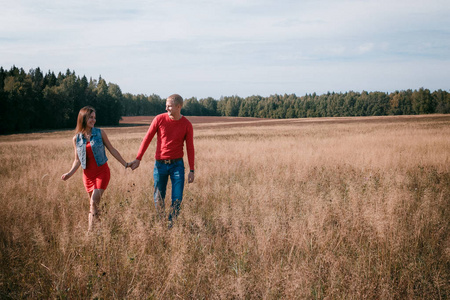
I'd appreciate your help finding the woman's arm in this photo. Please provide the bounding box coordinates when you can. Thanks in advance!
[61,136,81,180]
[101,129,128,168]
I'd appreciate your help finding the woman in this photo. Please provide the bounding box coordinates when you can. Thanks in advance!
[62,106,129,231]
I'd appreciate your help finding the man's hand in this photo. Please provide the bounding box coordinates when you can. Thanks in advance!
[129,159,141,170]
[188,171,195,183]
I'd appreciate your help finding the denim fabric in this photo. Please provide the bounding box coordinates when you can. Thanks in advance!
[153,159,185,222]
[76,127,108,169]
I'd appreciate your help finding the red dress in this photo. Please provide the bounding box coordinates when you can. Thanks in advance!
[82,141,110,193]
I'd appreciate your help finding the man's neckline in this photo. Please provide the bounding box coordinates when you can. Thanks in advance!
[168,113,183,121]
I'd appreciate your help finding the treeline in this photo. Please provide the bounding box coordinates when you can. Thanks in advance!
[1,66,449,134]
[182,90,450,118]
[0,66,123,133]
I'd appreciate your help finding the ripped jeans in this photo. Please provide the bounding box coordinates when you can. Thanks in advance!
[153,159,185,222]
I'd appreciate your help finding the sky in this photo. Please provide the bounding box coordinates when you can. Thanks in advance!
[1,0,449,99]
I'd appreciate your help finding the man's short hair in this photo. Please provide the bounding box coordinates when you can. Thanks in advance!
[168,94,183,106]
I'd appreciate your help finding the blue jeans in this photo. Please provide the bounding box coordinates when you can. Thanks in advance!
[153,160,185,222]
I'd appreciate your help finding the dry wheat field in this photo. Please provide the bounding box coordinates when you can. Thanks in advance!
[0,115,449,299]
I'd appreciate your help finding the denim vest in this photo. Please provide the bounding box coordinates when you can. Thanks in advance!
[76,127,108,169]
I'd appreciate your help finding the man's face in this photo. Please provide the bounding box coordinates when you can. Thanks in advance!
[166,99,182,119]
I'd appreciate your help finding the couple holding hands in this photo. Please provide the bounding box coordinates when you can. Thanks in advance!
[61,94,195,231]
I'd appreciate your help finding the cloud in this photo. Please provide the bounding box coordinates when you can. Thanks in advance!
[1,0,449,98]
[357,43,374,55]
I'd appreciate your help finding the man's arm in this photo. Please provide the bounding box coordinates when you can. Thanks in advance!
[186,121,195,183]
[131,117,158,170]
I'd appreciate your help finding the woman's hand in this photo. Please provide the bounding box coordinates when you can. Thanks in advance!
[61,136,81,181]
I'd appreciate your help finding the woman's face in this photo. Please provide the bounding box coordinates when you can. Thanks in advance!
[86,112,96,129]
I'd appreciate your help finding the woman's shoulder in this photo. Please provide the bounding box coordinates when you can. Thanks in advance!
[99,128,108,138]
[72,134,80,145]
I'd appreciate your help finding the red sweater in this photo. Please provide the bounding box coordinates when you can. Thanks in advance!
[136,114,195,170]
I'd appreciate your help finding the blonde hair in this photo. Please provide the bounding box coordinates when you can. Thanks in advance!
[167,94,183,106]
[75,106,95,134]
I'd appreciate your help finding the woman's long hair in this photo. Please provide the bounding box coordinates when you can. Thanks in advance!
[75,106,96,134]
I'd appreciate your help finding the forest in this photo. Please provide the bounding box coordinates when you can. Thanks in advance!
[1,66,449,133]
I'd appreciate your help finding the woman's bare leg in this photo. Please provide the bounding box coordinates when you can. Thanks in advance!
[88,189,104,231]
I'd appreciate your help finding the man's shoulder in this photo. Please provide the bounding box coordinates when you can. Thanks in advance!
[152,113,167,124]
[155,113,167,120]
[180,116,192,125]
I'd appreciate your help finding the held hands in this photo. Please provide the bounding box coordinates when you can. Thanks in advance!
[127,159,140,170]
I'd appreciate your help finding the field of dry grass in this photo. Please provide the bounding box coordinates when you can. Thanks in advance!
[1,115,449,299]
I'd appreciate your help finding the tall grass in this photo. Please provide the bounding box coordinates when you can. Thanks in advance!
[0,116,449,299]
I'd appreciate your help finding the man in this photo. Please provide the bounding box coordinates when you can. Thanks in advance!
[129,94,195,225]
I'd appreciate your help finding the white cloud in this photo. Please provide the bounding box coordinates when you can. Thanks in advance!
[357,43,374,54]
